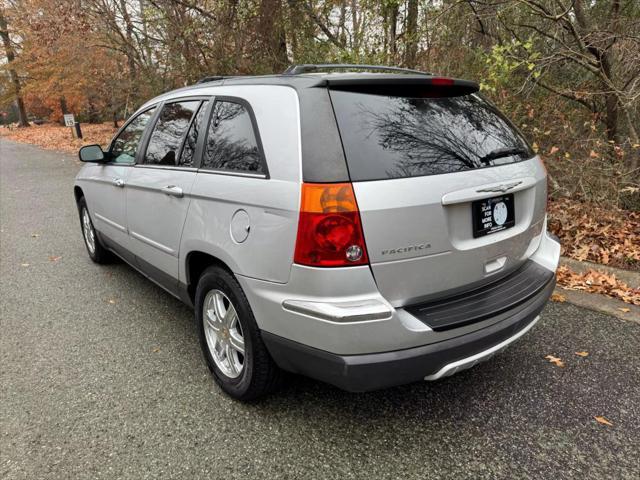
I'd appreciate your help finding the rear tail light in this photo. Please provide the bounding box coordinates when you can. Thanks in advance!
[294,183,369,267]
[430,77,455,86]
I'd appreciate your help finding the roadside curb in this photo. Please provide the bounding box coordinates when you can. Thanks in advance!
[560,257,639,289]
[553,287,640,324]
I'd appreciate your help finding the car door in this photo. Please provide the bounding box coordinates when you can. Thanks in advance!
[125,99,210,289]
[84,107,157,260]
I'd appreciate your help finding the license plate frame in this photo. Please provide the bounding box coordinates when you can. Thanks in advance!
[472,194,515,238]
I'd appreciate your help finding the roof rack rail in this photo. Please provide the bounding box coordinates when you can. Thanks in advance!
[196,75,227,84]
[283,64,431,76]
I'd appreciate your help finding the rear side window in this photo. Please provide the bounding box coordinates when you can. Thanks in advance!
[202,100,264,174]
[330,91,533,181]
[144,101,199,165]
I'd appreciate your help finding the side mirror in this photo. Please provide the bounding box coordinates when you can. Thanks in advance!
[79,144,106,162]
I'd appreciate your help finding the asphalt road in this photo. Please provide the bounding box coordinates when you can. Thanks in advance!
[1,139,639,480]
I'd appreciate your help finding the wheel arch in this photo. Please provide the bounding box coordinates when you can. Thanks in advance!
[185,250,234,303]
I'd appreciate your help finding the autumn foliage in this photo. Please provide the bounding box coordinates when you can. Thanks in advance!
[0,122,117,153]
[548,198,640,270]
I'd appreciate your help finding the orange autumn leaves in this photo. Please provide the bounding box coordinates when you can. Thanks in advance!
[0,122,117,154]
[548,198,639,270]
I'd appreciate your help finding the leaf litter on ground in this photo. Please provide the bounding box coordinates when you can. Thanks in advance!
[556,265,640,305]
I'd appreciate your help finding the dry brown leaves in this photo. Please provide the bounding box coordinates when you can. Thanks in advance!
[545,355,565,367]
[556,265,640,305]
[548,198,640,270]
[594,416,613,427]
[0,122,117,154]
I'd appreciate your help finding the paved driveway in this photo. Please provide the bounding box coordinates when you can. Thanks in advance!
[1,139,639,479]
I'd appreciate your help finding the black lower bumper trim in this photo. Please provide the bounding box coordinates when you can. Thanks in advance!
[262,275,555,392]
[405,260,555,331]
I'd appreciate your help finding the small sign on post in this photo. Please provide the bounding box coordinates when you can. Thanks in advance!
[63,114,75,127]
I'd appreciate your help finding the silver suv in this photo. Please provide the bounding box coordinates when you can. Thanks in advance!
[75,64,560,400]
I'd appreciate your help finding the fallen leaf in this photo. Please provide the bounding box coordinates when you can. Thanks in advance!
[31,233,40,238]
[575,351,589,357]
[617,307,630,313]
[545,355,565,367]
[551,293,566,302]
[107,299,116,304]
[152,347,161,353]
[594,416,613,426]
[20,263,30,267]
[549,146,559,155]
[49,255,62,262]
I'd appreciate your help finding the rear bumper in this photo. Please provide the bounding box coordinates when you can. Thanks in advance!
[262,276,554,392]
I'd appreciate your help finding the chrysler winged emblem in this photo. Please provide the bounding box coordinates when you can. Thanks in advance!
[476,181,523,193]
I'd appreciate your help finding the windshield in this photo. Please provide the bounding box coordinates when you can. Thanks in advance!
[330,90,534,181]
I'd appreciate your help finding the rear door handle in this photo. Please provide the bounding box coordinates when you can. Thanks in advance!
[161,185,183,198]
[113,178,125,188]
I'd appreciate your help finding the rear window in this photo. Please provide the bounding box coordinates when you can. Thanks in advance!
[330,91,534,181]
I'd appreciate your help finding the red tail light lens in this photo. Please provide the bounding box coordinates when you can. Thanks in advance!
[294,183,369,267]
[430,77,455,86]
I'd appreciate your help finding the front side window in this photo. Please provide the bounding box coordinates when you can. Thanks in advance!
[144,101,200,165]
[202,100,264,174]
[110,107,156,164]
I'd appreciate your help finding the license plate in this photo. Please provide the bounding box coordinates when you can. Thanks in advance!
[472,194,515,238]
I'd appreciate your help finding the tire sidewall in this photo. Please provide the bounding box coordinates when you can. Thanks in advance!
[195,267,256,398]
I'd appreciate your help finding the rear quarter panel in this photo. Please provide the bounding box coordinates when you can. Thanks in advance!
[179,86,301,284]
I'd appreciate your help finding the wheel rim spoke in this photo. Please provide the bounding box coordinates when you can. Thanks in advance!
[229,330,244,354]
[225,344,238,376]
[224,304,238,328]
[205,313,220,332]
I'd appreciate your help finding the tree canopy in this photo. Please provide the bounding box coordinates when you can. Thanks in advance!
[1,0,638,205]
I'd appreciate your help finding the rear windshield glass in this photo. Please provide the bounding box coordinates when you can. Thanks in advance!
[330,90,534,181]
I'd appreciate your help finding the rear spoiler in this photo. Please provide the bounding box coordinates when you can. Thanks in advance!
[318,75,479,97]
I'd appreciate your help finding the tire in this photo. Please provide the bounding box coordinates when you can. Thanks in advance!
[77,197,111,264]
[196,266,281,401]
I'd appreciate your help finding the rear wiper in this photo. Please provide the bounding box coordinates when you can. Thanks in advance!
[479,147,528,164]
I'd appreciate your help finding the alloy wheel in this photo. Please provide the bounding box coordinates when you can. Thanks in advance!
[82,207,96,255]
[203,289,245,378]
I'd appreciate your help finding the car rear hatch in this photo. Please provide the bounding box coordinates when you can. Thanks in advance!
[328,76,547,307]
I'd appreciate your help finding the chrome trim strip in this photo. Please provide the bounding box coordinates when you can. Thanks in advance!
[134,165,198,173]
[93,213,127,233]
[129,231,177,256]
[282,299,393,323]
[424,315,540,381]
[197,168,267,179]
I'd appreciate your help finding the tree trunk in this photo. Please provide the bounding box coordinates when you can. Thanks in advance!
[259,0,289,72]
[119,0,139,100]
[387,1,398,62]
[0,9,29,127]
[59,97,69,125]
[351,0,359,54]
[404,0,419,68]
